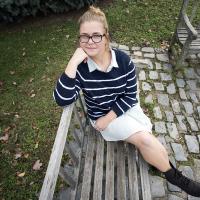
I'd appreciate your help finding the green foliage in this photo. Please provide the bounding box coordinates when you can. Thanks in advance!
[0,0,97,22]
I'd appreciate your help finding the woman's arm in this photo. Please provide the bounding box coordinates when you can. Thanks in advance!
[53,48,88,107]
[111,60,138,117]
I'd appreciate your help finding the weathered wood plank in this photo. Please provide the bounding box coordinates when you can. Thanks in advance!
[105,142,115,200]
[117,142,126,200]
[93,133,104,200]
[138,153,152,200]
[127,144,139,200]
[64,141,81,166]
[80,126,96,200]
[59,165,76,188]
[39,105,74,200]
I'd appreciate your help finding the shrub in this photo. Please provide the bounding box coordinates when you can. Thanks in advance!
[0,0,97,22]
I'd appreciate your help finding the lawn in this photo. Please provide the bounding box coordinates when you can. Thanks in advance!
[0,0,182,199]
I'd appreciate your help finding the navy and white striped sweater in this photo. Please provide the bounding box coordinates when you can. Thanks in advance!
[53,48,138,120]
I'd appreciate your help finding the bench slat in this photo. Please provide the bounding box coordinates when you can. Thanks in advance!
[138,153,152,200]
[93,133,104,200]
[105,142,115,200]
[117,142,126,200]
[80,126,96,200]
[127,144,139,200]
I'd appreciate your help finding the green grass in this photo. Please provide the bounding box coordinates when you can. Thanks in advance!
[0,0,183,199]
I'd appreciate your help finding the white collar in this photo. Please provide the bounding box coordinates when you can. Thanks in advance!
[87,48,119,73]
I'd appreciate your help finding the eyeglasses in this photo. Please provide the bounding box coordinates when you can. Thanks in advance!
[79,34,106,43]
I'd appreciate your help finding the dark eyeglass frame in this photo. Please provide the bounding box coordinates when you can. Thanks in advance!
[79,34,106,43]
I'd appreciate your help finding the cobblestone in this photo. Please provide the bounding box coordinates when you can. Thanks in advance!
[176,115,187,132]
[154,82,164,91]
[144,53,155,58]
[149,70,158,80]
[184,68,196,79]
[160,73,172,81]
[167,83,176,94]
[142,82,152,91]
[171,99,181,113]
[163,63,172,71]
[133,51,142,57]
[167,183,182,192]
[179,88,187,100]
[150,176,165,197]
[153,106,162,119]
[155,62,162,69]
[157,93,169,106]
[156,53,169,62]
[186,117,199,131]
[188,92,199,103]
[142,47,155,53]
[165,111,174,122]
[171,143,187,161]
[154,121,167,134]
[182,101,194,115]
[185,135,199,153]
[167,122,179,139]
[118,44,129,51]
[186,80,197,90]
[138,70,146,80]
[131,46,140,51]
[145,94,153,104]
[176,78,186,88]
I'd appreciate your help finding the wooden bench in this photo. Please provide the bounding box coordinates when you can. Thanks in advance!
[39,95,152,200]
[169,0,200,68]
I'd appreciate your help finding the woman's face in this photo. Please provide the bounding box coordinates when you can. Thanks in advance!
[79,21,108,58]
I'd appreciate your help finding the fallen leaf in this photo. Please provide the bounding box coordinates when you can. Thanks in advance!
[30,93,36,98]
[0,133,9,142]
[17,172,25,177]
[33,160,43,170]
[4,126,11,133]
[14,114,20,119]
[9,71,15,75]
[34,142,39,149]
[24,153,29,158]
[15,153,22,159]
[29,78,34,83]
[30,181,34,185]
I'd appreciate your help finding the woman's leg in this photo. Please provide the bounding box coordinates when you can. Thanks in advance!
[125,131,171,172]
[125,131,200,197]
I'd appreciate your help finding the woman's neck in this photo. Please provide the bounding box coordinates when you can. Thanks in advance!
[92,50,111,71]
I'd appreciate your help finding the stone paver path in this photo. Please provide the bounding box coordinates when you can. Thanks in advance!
[112,43,200,200]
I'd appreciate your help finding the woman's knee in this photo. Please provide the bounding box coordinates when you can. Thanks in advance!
[126,131,153,148]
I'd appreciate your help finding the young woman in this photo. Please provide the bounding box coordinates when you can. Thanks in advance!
[53,6,200,197]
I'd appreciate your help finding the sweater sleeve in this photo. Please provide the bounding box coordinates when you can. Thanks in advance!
[111,60,138,117]
[53,72,81,107]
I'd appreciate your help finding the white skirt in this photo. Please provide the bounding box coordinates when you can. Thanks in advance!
[90,103,152,141]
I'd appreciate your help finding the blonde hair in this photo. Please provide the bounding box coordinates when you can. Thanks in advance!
[78,6,109,35]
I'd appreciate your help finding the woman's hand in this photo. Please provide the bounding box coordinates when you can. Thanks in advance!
[69,47,88,66]
[94,110,117,131]
[65,48,88,78]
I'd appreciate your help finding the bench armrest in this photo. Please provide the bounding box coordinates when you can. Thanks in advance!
[39,104,74,200]
[182,12,198,39]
